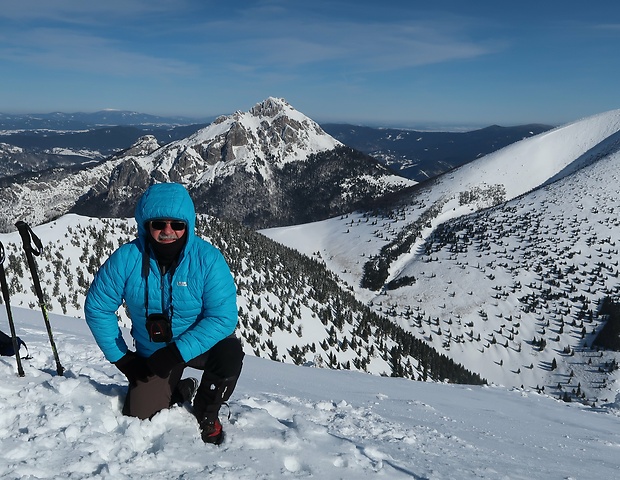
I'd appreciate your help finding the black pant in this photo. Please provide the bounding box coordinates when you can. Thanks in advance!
[123,336,244,420]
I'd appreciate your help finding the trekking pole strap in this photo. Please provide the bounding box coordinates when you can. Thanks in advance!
[15,222,45,300]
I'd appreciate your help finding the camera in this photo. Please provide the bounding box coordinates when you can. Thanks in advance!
[146,313,172,343]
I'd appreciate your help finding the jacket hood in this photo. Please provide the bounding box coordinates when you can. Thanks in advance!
[134,183,196,247]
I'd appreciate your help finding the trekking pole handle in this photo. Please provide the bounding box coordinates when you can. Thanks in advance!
[15,221,43,256]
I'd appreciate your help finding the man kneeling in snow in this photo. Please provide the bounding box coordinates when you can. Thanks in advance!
[85,182,244,445]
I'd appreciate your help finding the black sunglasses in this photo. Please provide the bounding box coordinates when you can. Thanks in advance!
[149,220,187,231]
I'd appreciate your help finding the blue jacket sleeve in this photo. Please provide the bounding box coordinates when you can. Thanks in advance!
[174,247,238,361]
[84,245,132,363]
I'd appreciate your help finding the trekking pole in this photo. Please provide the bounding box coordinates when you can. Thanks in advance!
[15,221,64,376]
[0,241,25,377]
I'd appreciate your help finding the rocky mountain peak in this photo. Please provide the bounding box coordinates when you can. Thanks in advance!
[249,96,289,118]
[116,135,161,158]
[169,97,343,173]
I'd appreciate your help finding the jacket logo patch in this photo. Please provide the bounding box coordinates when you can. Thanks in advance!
[177,281,188,286]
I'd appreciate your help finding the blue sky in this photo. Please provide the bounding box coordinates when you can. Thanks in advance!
[0,0,619,128]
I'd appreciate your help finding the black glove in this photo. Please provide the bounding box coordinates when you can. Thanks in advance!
[147,343,184,378]
[114,351,151,385]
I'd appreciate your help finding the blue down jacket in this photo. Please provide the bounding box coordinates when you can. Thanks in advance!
[84,183,238,363]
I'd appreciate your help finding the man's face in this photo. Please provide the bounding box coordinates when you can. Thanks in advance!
[148,219,187,244]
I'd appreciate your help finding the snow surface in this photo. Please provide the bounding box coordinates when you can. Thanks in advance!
[435,109,620,202]
[44,148,105,159]
[4,107,620,478]
[261,108,620,399]
[2,307,620,479]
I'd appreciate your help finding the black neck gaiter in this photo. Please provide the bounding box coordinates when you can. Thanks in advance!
[147,231,187,273]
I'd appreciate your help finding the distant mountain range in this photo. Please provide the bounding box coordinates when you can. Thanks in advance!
[0,109,553,183]
[0,110,213,130]
[0,124,211,177]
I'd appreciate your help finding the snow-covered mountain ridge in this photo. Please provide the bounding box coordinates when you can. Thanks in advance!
[182,97,343,167]
[439,109,620,201]
[0,118,553,182]
[262,109,620,405]
[321,122,554,182]
[0,98,413,230]
[128,97,342,184]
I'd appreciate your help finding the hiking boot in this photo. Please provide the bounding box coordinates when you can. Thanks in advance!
[200,418,224,445]
[172,377,199,405]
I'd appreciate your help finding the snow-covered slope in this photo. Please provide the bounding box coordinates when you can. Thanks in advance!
[0,134,161,232]
[262,109,620,403]
[1,308,620,479]
[265,109,620,270]
[432,109,620,210]
[0,212,486,384]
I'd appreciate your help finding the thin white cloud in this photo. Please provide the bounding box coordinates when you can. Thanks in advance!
[0,0,202,76]
[594,23,620,31]
[0,28,198,76]
[0,0,188,22]
[0,2,500,80]
[201,18,498,74]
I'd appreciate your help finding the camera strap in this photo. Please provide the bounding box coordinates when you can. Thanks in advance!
[142,251,152,317]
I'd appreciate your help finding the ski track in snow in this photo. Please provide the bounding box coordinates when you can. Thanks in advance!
[2,309,620,479]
